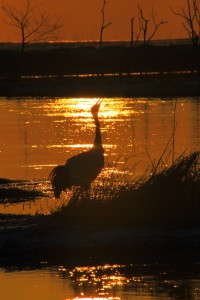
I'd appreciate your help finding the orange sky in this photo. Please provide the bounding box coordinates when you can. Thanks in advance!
[0,0,188,42]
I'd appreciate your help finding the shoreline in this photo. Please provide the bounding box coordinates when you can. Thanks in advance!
[1,73,200,98]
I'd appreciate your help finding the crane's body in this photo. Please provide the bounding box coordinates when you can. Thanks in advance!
[50,100,104,198]
[65,146,104,189]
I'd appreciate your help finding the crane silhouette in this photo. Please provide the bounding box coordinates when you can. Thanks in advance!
[49,100,104,198]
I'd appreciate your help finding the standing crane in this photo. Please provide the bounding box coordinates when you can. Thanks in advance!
[49,100,104,198]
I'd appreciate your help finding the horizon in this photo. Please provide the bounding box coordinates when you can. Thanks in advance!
[0,37,192,45]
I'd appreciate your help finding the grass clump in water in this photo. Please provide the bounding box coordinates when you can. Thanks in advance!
[47,151,200,229]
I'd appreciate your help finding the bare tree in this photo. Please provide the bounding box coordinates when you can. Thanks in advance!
[2,0,62,54]
[169,0,200,47]
[138,5,167,46]
[130,17,134,48]
[130,16,141,48]
[99,0,112,49]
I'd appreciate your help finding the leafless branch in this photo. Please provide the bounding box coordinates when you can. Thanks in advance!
[148,7,168,41]
[130,16,141,47]
[99,0,112,49]
[1,0,62,52]
[138,5,148,45]
[130,17,134,47]
[138,5,167,45]
[169,0,200,46]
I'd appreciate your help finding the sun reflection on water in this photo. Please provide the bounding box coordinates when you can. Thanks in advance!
[59,263,162,300]
[43,97,133,120]
[0,97,199,216]
[0,262,200,300]
[62,264,132,300]
[57,263,200,300]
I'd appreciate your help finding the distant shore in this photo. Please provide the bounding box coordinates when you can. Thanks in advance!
[0,73,200,98]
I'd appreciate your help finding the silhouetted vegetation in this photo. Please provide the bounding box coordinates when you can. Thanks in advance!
[0,42,199,97]
[1,0,62,54]
[0,188,44,203]
[1,0,62,77]
[0,178,46,203]
[0,43,199,77]
[40,151,200,230]
[137,5,167,46]
[169,0,200,48]
[99,0,112,50]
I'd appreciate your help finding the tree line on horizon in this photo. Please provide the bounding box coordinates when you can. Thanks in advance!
[0,0,199,78]
[0,0,200,52]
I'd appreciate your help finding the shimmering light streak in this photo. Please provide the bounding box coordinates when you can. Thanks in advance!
[62,264,153,300]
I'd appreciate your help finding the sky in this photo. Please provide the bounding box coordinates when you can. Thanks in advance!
[0,0,189,42]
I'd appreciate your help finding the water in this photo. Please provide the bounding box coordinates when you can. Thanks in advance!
[0,97,199,214]
[0,97,200,299]
[0,263,200,300]
[0,97,199,179]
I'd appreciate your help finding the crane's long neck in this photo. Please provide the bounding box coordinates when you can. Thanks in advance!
[93,115,102,147]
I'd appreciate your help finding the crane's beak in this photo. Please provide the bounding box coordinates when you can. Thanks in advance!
[91,99,103,116]
[96,99,103,105]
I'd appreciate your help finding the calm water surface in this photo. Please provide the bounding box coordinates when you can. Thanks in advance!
[0,97,199,214]
[0,97,199,178]
[0,263,200,300]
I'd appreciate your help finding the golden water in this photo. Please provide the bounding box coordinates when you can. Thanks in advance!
[0,97,199,214]
[0,263,200,300]
[0,97,200,299]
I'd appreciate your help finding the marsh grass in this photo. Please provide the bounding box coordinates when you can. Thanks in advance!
[46,149,200,229]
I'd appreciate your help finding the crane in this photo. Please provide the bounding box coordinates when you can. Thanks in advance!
[49,100,104,198]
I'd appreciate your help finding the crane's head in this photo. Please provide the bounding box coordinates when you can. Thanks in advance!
[91,99,102,119]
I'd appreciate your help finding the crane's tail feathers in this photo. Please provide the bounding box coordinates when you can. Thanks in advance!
[49,165,70,198]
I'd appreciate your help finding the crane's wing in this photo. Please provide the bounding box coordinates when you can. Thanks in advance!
[65,147,104,188]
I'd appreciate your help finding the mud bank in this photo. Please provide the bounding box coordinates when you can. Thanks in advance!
[0,214,200,267]
[1,73,200,98]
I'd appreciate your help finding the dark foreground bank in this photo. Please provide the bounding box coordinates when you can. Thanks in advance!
[1,73,200,98]
[0,214,200,268]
